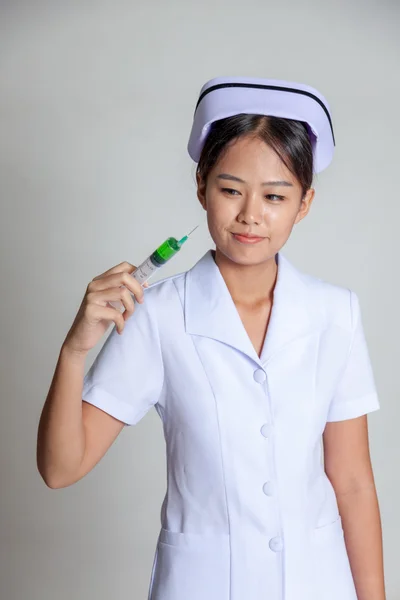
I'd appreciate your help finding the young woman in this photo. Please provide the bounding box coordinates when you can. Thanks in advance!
[37,77,385,600]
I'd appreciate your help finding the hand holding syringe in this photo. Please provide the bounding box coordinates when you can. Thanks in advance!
[62,226,199,353]
[108,225,199,310]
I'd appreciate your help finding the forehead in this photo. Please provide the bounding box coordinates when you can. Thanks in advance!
[213,135,296,182]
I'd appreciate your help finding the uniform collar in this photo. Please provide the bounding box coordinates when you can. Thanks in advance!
[184,249,317,367]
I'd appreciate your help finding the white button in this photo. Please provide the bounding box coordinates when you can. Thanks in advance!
[261,424,272,438]
[263,481,274,496]
[253,369,266,383]
[269,537,284,552]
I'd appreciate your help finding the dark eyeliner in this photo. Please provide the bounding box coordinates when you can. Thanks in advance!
[221,187,239,195]
[267,194,285,201]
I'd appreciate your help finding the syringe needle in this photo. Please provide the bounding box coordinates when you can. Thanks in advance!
[186,224,199,237]
[177,224,200,246]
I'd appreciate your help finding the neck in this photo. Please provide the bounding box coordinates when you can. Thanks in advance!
[213,248,278,308]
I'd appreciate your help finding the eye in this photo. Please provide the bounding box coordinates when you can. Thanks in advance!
[266,194,285,201]
[221,187,240,196]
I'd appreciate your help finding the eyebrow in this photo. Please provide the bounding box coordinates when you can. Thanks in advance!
[216,173,293,187]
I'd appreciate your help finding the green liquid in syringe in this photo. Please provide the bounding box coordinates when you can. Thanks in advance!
[132,226,199,285]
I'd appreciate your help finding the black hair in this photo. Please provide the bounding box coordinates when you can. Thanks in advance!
[196,114,314,198]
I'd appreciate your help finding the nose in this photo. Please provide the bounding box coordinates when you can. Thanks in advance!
[237,192,263,226]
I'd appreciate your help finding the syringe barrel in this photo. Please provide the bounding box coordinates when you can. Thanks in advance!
[109,237,181,309]
[131,254,161,284]
[132,237,181,283]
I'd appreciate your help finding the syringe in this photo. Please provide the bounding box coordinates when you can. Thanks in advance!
[109,225,199,310]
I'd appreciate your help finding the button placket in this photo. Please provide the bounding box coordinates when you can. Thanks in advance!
[256,367,284,554]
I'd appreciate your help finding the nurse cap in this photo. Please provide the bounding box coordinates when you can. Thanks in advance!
[187,76,335,174]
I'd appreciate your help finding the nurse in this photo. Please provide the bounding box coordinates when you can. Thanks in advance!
[37,77,386,600]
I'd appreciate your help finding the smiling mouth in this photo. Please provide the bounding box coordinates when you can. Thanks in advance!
[231,232,266,244]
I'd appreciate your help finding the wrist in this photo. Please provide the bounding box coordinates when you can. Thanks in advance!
[60,343,88,363]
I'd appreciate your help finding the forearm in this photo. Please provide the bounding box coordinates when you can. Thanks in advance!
[37,344,88,487]
[337,483,386,600]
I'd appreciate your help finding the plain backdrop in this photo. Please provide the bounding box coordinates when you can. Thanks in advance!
[0,1,398,598]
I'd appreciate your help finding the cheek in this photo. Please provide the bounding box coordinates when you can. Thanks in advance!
[206,200,235,229]
[264,205,300,243]
[266,204,299,225]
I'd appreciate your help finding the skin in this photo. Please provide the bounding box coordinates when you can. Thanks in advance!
[197,134,314,358]
[197,133,386,600]
[197,134,314,308]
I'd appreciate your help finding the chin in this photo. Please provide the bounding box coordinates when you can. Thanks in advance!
[215,242,274,267]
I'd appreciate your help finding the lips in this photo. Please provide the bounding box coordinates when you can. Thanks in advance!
[231,232,266,244]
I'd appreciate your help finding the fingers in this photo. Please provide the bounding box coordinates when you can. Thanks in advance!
[87,285,135,311]
[86,263,150,334]
[92,261,137,281]
[88,271,144,304]
[86,287,135,333]
[119,287,136,321]
[93,305,126,334]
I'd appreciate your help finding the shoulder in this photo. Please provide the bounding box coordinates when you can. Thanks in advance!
[136,269,187,325]
[294,262,359,334]
[121,270,187,343]
[143,269,186,302]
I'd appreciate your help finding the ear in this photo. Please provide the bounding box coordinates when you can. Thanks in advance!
[196,171,207,210]
[294,187,315,225]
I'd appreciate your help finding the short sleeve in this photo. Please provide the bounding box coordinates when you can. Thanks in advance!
[326,290,380,422]
[82,294,164,426]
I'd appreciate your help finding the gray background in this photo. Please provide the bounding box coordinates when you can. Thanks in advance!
[0,1,398,598]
